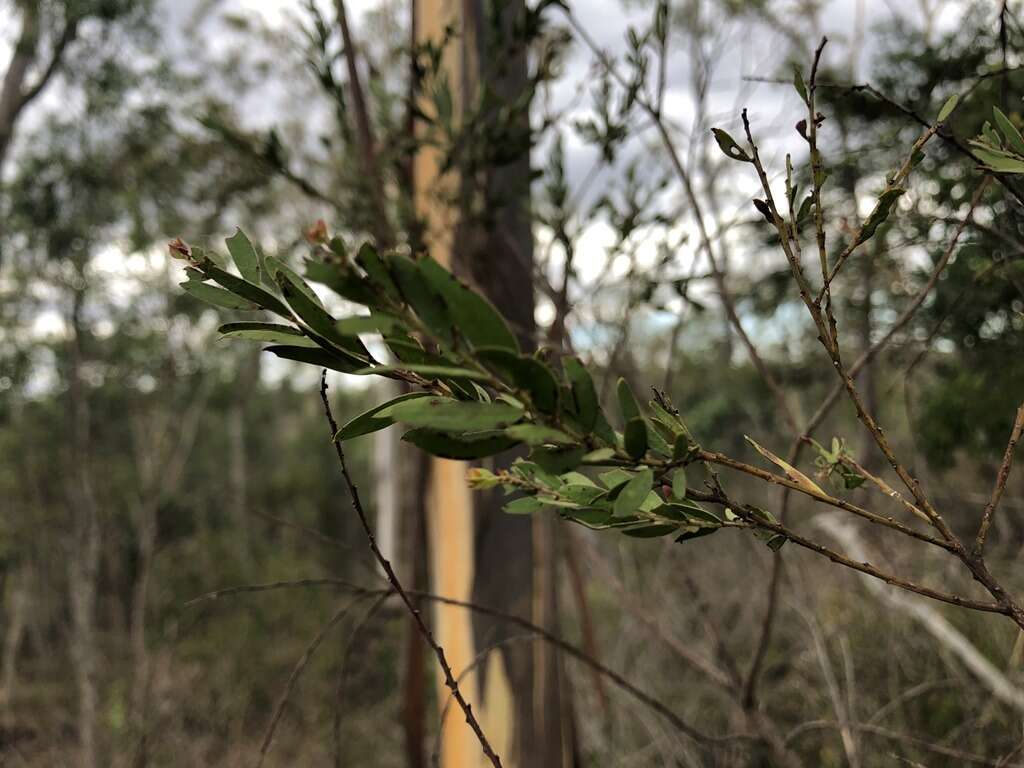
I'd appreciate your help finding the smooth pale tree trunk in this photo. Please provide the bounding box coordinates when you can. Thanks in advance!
[414,2,569,764]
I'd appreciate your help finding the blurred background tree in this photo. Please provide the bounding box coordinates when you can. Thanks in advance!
[1,0,1023,766]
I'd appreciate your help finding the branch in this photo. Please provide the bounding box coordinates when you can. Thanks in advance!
[815,514,1024,714]
[256,597,371,767]
[334,0,395,248]
[564,10,802,436]
[686,488,1004,614]
[974,403,1024,556]
[696,449,953,549]
[318,372,504,768]
[186,575,732,747]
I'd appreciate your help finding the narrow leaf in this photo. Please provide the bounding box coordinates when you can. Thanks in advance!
[993,107,1024,154]
[225,228,261,284]
[265,345,365,374]
[335,392,433,441]
[711,128,751,162]
[218,322,315,347]
[180,281,257,311]
[419,257,519,351]
[385,397,524,431]
[563,357,599,431]
[745,435,825,495]
[624,418,648,460]
[937,93,959,122]
[403,428,519,459]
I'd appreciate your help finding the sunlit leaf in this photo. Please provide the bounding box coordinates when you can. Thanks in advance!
[334,392,434,441]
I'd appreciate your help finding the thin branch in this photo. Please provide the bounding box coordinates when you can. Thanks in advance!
[974,403,1024,556]
[187,575,734,746]
[318,372,504,768]
[696,449,953,549]
[801,176,990,442]
[256,599,366,767]
[564,10,802,436]
[685,489,1004,614]
[334,0,395,248]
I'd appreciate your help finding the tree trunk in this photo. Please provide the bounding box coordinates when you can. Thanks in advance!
[0,563,30,715]
[66,280,100,768]
[414,1,569,764]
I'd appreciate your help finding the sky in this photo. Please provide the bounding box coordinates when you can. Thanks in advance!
[0,0,976,385]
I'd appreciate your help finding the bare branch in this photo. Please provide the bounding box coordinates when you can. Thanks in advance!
[974,403,1024,556]
[318,372,504,768]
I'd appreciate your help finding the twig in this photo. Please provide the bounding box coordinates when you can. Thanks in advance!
[186,575,732,746]
[318,372,504,768]
[685,489,1004,614]
[696,449,952,549]
[333,593,390,768]
[974,403,1024,556]
[256,599,365,767]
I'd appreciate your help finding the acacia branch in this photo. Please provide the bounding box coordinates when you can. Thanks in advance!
[685,488,1004,615]
[695,449,953,550]
[318,373,504,768]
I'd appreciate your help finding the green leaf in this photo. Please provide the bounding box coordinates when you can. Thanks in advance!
[504,496,548,515]
[276,269,370,361]
[582,448,617,463]
[622,524,678,538]
[476,347,560,414]
[560,484,606,506]
[226,228,261,284]
[937,93,959,123]
[384,397,524,431]
[355,242,400,301]
[266,256,324,307]
[993,107,1024,154]
[202,262,292,317]
[969,144,1024,173]
[792,65,808,104]
[613,468,652,517]
[218,322,316,346]
[711,128,751,162]
[265,345,365,373]
[335,392,433,441]
[599,469,633,489]
[180,280,258,311]
[386,253,454,346]
[335,314,404,336]
[616,378,641,423]
[419,257,519,352]
[671,468,687,500]
[530,445,585,474]
[351,363,490,380]
[624,418,647,460]
[505,424,574,445]
[563,357,599,431]
[403,428,519,459]
[305,260,381,307]
[857,188,905,245]
[675,526,717,544]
